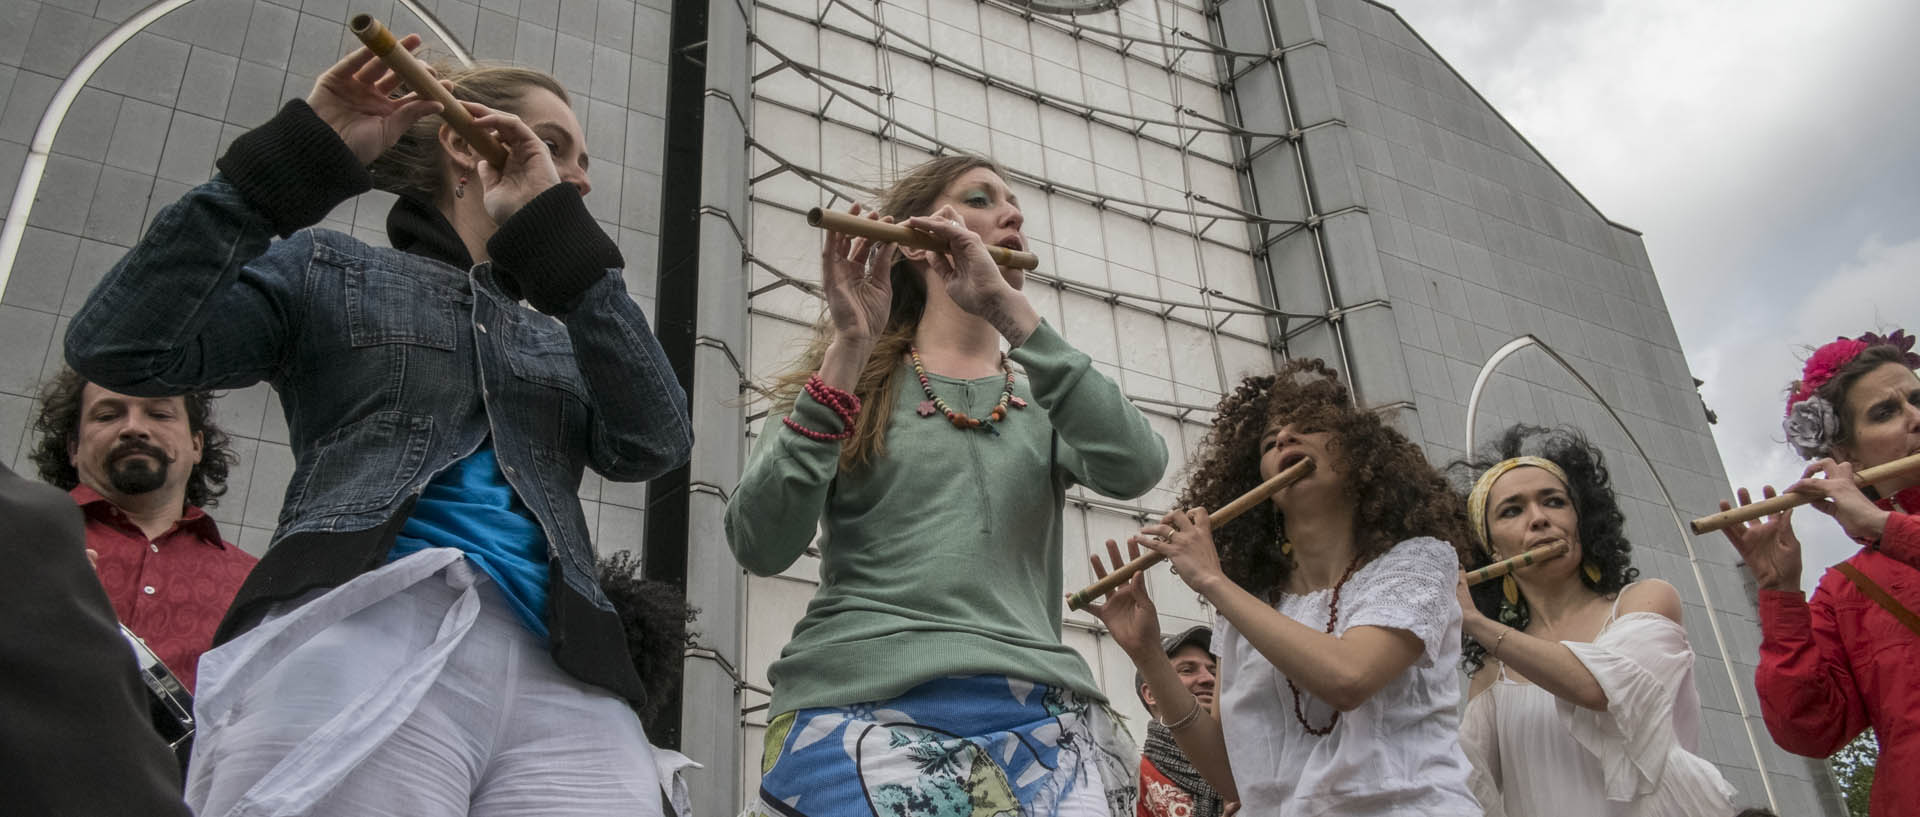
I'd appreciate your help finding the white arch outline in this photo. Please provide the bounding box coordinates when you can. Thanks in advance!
[0,0,472,299]
[1466,334,1778,810]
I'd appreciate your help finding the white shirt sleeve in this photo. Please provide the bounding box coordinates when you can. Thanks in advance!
[1340,537,1461,667]
[1558,612,1696,801]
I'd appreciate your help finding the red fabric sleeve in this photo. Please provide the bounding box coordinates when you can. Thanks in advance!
[1875,510,1920,572]
[1753,587,1871,757]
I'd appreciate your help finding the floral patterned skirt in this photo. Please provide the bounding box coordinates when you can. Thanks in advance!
[747,675,1137,817]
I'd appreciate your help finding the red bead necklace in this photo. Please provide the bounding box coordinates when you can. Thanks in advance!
[908,346,1025,435]
[1286,553,1364,736]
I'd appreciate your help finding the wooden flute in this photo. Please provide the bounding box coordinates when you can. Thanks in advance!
[349,14,509,167]
[1066,458,1315,611]
[1689,450,1920,534]
[808,207,1041,270]
[1464,541,1571,586]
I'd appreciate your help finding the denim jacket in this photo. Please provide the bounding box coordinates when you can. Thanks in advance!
[64,100,692,707]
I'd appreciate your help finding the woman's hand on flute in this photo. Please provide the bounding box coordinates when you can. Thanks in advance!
[1452,571,1485,628]
[1786,458,1891,544]
[309,34,448,165]
[1718,485,1804,592]
[905,206,1039,347]
[456,101,563,224]
[816,204,896,392]
[1452,570,1506,646]
[1083,539,1165,659]
[1133,508,1227,596]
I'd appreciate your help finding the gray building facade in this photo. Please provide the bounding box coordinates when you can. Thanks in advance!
[0,0,1841,813]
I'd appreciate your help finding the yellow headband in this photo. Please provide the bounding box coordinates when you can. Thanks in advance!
[1467,456,1571,553]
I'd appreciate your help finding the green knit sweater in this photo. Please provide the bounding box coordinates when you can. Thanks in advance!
[727,320,1168,715]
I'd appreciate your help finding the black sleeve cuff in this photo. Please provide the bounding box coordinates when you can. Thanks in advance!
[216,100,373,237]
[486,183,625,314]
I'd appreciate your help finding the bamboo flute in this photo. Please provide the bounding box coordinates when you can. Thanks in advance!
[349,14,509,167]
[1067,458,1315,611]
[1464,541,1571,586]
[808,207,1041,270]
[1689,450,1920,534]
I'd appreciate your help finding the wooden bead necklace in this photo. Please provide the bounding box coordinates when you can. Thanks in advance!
[909,346,1025,435]
[1287,553,1364,736]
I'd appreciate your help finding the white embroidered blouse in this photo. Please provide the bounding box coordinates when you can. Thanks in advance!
[1213,536,1481,816]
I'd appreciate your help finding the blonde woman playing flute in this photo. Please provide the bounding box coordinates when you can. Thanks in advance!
[726,155,1167,816]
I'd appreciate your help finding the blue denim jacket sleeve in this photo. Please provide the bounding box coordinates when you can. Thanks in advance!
[558,270,693,481]
[65,175,306,394]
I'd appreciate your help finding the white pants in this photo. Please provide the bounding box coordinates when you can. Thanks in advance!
[186,549,691,817]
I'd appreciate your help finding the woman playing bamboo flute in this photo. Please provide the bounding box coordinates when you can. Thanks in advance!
[1719,329,1920,815]
[725,156,1167,816]
[1086,362,1481,816]
[1453,426,1736,817]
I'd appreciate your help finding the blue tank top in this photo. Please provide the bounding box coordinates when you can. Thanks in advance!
[389,441,551,638]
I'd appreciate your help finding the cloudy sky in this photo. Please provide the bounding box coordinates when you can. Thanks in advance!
[1390,0,1920,592]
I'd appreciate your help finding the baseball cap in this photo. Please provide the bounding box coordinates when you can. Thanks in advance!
[1134,625,1214,706]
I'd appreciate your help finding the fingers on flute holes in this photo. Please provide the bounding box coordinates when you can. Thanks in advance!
[374,71,407,97]
[335,42,380,74]
[352,57,388,86]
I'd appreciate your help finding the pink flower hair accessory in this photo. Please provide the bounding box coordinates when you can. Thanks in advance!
[1780,327,1920,459]
[1786,337,1868,416]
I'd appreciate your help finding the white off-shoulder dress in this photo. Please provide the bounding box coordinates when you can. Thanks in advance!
[1460,586,1738,817]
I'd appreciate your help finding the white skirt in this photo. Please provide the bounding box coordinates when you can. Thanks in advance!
[186,548,695,817]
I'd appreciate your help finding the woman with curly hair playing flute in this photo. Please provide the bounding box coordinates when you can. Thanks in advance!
[725,155,1167,816]
[1719,329,1920,814]
[1452,425,1736,817]
[1086,361,1481,816]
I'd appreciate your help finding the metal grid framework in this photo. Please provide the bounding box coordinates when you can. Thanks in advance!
[717,0,1368,784]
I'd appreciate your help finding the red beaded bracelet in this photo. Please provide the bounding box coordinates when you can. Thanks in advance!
[803,375,861,422]
[783,416,849,441]
[783,374,861,442]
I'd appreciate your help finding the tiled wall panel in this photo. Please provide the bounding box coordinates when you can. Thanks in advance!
[0,0,672,559]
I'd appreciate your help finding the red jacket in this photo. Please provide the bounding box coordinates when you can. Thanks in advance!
[1754,487,1920,817]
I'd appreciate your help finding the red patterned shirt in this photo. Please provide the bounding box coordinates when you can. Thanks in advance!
[1139,755,1197,817]
[74,485,256,692]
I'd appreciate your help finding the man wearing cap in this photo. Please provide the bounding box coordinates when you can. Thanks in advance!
[1136,625,1229,817]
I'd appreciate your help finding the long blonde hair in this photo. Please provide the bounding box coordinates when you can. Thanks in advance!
[768,155,1006,470]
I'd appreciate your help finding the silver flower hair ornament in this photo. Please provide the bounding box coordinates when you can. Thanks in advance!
[1784,395,1840,460]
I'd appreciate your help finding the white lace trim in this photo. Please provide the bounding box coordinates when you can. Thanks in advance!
[1339,537,1459,662]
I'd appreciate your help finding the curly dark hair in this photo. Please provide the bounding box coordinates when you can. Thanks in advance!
[29,368,236,508]
[596,550,698,743]
[1177,359,1469,602]
[1450,425,1640,675]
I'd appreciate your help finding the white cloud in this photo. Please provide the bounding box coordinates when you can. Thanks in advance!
[1392,0,1920,593]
